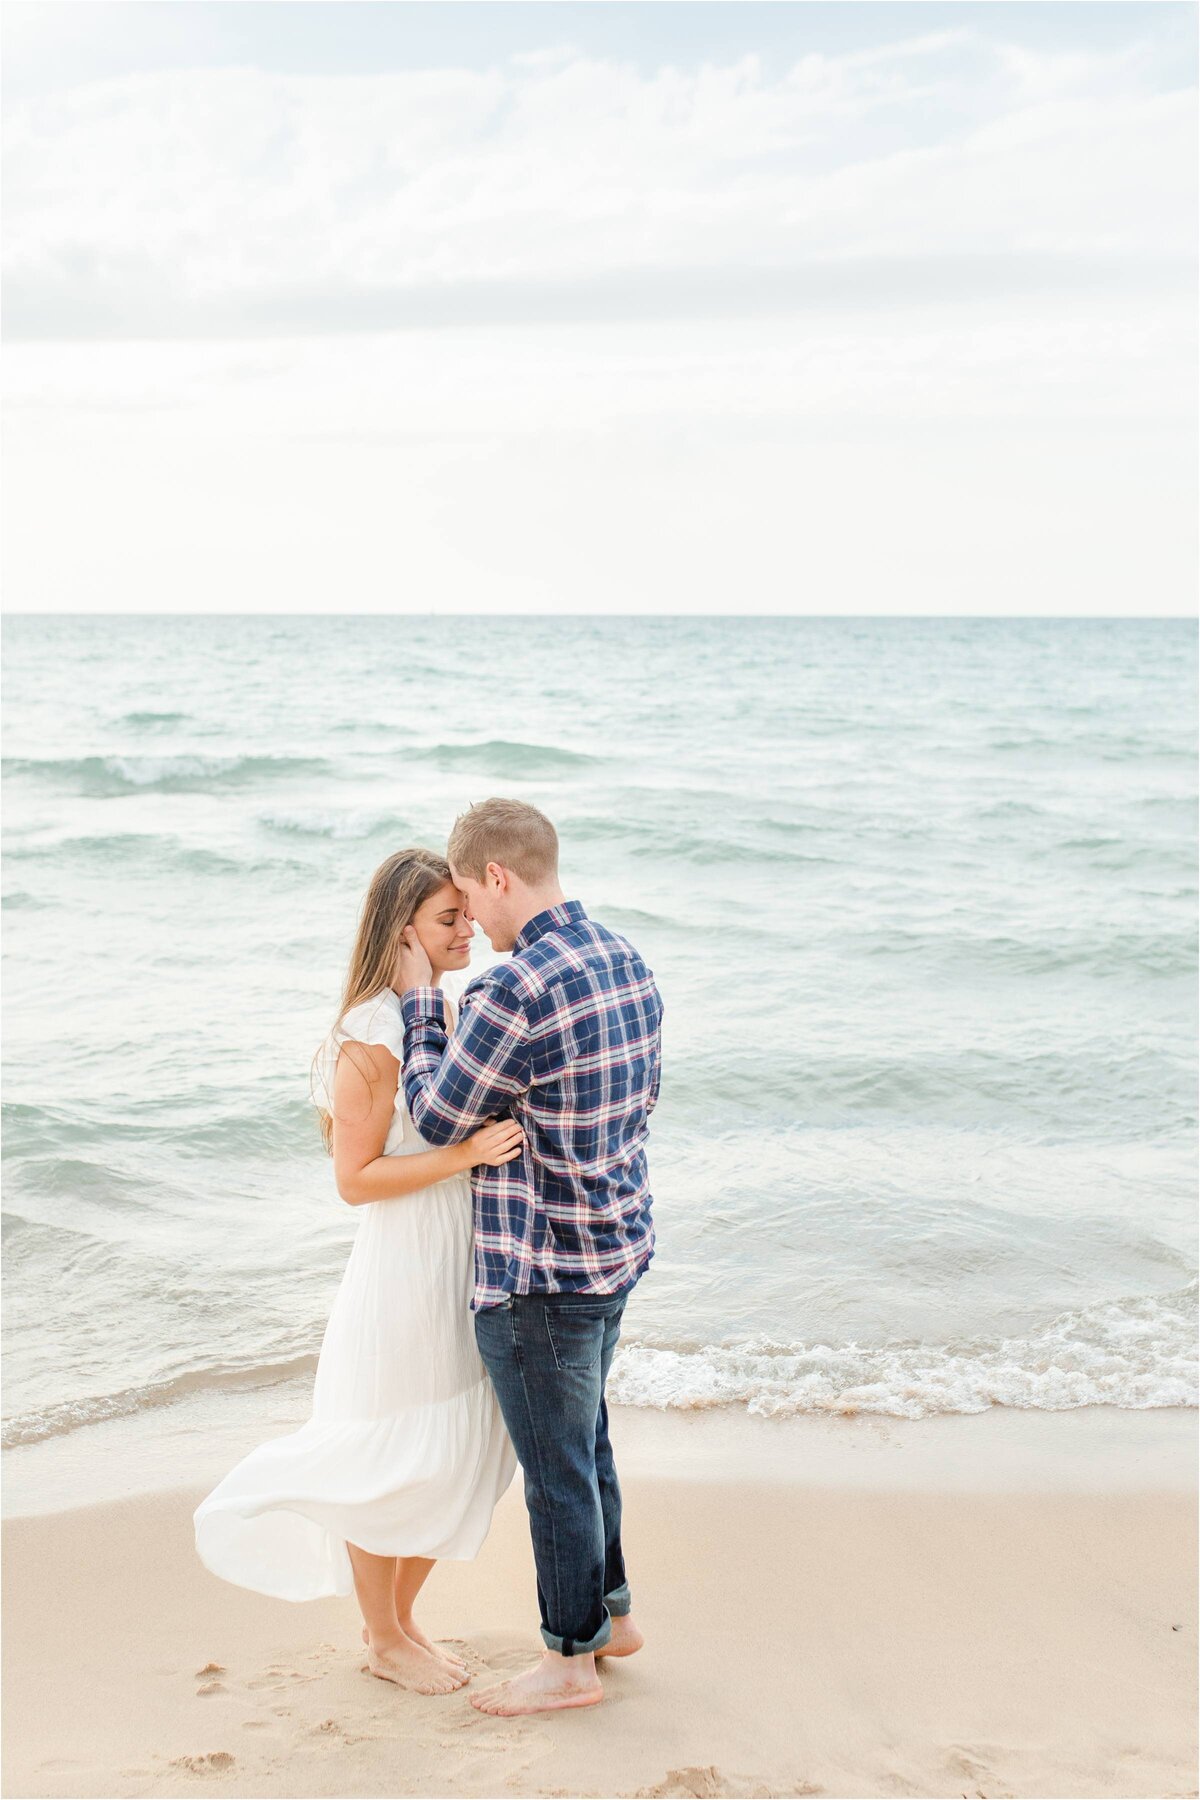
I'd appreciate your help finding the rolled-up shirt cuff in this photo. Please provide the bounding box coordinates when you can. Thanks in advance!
[400,986,446,1023]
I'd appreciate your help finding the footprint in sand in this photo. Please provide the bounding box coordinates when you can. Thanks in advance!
[196,1680,227,1696]
[309,1717,374,1747]
[475,1642,538,1675]
[247,1665,318,1691]
[944,1743,1013,1798]
[635,1768,803,1800]
[437,1726,523,1750]
[169,1751,236,1775]
[636,1768,727,1799]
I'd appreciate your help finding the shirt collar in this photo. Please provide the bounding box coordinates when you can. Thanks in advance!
[514,899,588,954]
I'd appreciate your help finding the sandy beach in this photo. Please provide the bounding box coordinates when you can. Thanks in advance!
[2,1406,1196,1800]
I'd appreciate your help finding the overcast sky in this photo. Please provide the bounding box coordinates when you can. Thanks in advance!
[3,2,1196,615]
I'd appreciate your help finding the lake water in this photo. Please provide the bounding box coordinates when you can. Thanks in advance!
[2,613,1196,1475]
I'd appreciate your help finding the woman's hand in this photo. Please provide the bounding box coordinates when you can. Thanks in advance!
[465,1117,526,1168]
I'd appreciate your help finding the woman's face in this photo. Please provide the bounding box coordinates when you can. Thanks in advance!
[410,880,474,976]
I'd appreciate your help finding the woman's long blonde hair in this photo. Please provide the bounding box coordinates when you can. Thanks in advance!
[312,847,452,1153]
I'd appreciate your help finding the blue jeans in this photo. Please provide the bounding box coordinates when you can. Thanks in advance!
[474,1289,633,1656]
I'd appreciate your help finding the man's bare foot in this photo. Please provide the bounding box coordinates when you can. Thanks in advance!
[362,1622,468,1676]
[365,1633,469,1696]
[470,1651,603,1716]
[595,1615,644,1658]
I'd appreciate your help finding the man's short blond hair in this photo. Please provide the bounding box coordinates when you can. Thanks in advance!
[447,797,560,886]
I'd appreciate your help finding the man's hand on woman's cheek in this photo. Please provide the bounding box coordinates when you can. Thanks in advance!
[393,925,434,994]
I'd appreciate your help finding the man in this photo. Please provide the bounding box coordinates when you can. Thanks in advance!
[393,796,663,1717]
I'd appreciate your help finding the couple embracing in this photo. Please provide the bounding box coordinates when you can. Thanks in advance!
[195,797,664,1717]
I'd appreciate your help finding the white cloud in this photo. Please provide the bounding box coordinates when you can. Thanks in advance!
[3,30,1193,337]
[1,19,1194,614]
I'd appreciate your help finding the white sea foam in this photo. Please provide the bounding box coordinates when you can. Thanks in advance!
[608,1283,1199,1419]
[257,807,403,839]
[104,753,243,786]
[7,1283,1194,1450]
[1,1356,321,1449]
[6,752,329,793]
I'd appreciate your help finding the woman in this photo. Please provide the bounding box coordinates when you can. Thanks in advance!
[194,849,519,1697]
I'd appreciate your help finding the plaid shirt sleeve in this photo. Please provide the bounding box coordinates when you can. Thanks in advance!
[399,977,532,1147]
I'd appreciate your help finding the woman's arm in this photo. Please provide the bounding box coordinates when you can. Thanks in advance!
[331,1039,523,1206]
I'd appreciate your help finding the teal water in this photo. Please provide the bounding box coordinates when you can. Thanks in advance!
[2,614,1196,1449]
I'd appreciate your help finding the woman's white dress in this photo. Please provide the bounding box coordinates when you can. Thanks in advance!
[193,985,516,1601]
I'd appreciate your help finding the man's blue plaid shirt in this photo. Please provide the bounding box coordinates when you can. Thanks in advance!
[400,899,663,1311]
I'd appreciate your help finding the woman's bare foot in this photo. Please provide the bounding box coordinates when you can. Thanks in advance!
[470,1650,603,1716]
[362,1622,469,1676]
[399,1616,470,1673]
[595,1615,644,1658]
[365,1632,469,1696]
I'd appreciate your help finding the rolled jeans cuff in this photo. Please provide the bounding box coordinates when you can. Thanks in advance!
[539,1584,632,1656]
[604,1581,632,1617]
[540,1609,610,1656]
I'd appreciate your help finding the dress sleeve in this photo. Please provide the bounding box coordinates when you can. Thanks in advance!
[338,994,406,1060]
[311,993,405,1111]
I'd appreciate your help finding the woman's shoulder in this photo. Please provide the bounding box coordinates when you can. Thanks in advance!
[334,978,460,1048]
[312,991,401,1111]
[336,989,404,1054]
